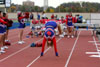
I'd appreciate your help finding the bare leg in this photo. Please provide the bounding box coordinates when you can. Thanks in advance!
[70,27,74,36]
[3,34,6,46]
[67,27,70,36]
[19,29,23,41]
[0,35,4,50]
[5,30,9,40]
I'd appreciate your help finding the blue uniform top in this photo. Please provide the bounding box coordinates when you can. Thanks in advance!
[67,16,73,26]
[79,16,83,20]
[45,21,57,30]
[37,14,40,19]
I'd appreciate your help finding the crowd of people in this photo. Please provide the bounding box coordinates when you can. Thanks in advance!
[0,11,83,56]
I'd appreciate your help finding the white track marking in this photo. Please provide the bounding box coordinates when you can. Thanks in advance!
[86,52,99,54]
[90,55,100,58]
[26,38,62,67]
[92,36,100,57]
[0,38,43,62]
[64,31,81,67]
[98,50,100,52]
[88,41,100,43]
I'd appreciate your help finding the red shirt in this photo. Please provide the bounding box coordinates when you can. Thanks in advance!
[73,17,77,23]
[40,19,49,24]
[51,15,54,19]
[32,20,39,24]
[0,18,7,24]
[25,12,29,18]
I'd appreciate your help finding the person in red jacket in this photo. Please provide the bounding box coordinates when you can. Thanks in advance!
[0,11,7,54]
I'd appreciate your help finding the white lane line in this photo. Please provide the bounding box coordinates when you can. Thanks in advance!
[0,38,43,62]
[88,41,100,43]
[98,50,100,52]
[26,38,62,67]
[86,52,99,54]
[64,31,81,67]
[92,35,100,57]
[90,55,100,58]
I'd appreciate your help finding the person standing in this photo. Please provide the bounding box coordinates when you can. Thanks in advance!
[30,12,34,21]
[37,12,40,20]
[18,13,26,44]
[0,11,7,53]
[42,11,46,19]
[66,13,74,38]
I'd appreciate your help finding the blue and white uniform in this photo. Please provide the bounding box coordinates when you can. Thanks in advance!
[44,21,57,39]
[0,23,6,35]
[67,16,74,27]
[0,18,7,35]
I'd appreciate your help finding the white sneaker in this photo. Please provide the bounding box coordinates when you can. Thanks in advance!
[5,40,10,42]
[0,50,6,54]
[3,46,9,49]
[67,35,70,38]
[63,32,66,36]
[59,35,64,38]
[18,41,23,44]
[56,33,59,35]
[61,34,64,37]
[1,47,5,51]
[21,41,25,44]
[71,35,74,38]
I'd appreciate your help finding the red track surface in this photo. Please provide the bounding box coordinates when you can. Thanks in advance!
[0,27,100,67]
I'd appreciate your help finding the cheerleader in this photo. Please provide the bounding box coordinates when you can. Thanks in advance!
[18,13,26,44]
[66,13,75,38]
[2,13,13,49]
[0,11,7,53]
[41,21,59,56]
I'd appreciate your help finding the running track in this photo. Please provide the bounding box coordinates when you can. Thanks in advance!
[0,27,100,67]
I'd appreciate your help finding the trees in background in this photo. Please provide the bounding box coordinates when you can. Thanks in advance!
[7,2,100,13]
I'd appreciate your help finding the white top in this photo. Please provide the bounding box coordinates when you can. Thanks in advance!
[42,14,46,18]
